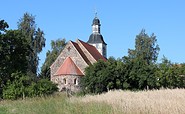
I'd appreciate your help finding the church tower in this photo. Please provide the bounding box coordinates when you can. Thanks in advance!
[87,14,107,58]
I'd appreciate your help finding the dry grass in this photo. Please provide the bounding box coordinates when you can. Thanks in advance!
[1,89,185,114]
[72,89,185,114]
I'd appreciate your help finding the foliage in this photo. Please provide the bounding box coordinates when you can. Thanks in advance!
[0,29,30,98]
[156,56,185,88]
[28,79,58,97]
[123,57,158,90]
[0,20,9,33]
[82,30,185,94]
[81,60,107,94]
[40,38,66,79]
[3,71,31,100]
[0,18,56,100]
[81,57,127,94]
[18,13,45,75]
[128,29,160,65]
[3,71,58,100]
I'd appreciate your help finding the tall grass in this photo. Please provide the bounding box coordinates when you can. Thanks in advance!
[75,88,185,114]
[1,89,185,114]
[0,93,115,114]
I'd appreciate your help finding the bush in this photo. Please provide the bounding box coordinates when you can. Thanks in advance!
[3,72,58,100]
[28,79,58,97]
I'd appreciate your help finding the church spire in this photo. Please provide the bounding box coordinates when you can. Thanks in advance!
[92,12,101,33]
[87,14,107,58]
[95,10,97,18]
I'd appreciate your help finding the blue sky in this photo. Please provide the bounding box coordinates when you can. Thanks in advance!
[1,0,185,71]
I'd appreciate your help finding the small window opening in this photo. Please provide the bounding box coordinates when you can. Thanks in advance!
[74,78,77,85]
[63,78,67,85]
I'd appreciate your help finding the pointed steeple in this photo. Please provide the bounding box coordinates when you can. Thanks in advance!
[87,13,107,58]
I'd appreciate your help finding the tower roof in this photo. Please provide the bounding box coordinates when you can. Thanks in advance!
[88,16,107,45]
[88,33,107,45]
[55,57,84,76]
[92,17,101,26]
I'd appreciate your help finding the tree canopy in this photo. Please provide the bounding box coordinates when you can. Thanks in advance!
[128,29,160,65]
[0,16,57,99]
[18,13,46,75]
[82,30,185,94]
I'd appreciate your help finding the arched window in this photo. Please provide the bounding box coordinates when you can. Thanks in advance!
[55,78,58,83]
[63,78,67,85]
[74,78,78,85]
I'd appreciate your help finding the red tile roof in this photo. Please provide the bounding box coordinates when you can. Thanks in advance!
[77,39,107,62]
[55,57,84,76]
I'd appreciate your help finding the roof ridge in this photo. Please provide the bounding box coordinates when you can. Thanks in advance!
[70,40,91,65]
[77,39,107,62]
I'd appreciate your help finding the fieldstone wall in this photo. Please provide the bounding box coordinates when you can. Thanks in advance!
[52,75,82,93]
[50,41,88,79]
[50,41,89,92]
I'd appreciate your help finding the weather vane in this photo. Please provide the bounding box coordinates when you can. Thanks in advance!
[94,7,98,18]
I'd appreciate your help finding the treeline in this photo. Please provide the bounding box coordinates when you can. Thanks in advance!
[0,13,57,100]
[81,30,185,94]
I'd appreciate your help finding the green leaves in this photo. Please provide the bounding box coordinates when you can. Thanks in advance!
[18,12,46,74]
[129,29,160,65]
[3,72,58,100]
[81,58,127,94]
[0,20,9,33]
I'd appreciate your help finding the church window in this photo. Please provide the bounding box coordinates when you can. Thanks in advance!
[55,78,59,83]
[74,78,78,85]
[63,78,67,85]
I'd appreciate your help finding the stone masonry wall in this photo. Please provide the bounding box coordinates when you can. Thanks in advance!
[50,41,88,81]
[52,75,82,93]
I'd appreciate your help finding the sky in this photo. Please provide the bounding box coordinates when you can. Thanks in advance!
[1,0,185,71]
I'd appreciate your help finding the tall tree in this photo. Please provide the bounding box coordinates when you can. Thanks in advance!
[0,19,9,97]
[128,29,160,65]
[18,13,45,75]
[40,38,66,79]
[0,29,30,98]
[123,29,160,89]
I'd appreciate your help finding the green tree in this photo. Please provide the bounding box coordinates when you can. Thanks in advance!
[123,29,160,90]
[0,19,9,97]
[3,71,31,100]
[0,29,30,98]
[40,38,66,79]
[124,57,158,90]
[128,29,160,65]
[81,60,108,94]
[18,13,45,75]
[3,71,58,100]
[81,57,127,94]
[156,57,185,88]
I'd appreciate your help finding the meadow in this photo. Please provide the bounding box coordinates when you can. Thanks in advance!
[0,89,185,114]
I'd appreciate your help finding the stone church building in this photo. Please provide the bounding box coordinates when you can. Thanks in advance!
[50,16,107,92]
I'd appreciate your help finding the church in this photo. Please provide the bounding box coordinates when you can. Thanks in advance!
[50,15,107,92]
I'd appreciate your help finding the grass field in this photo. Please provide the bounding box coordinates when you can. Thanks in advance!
[0,89,185,114]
